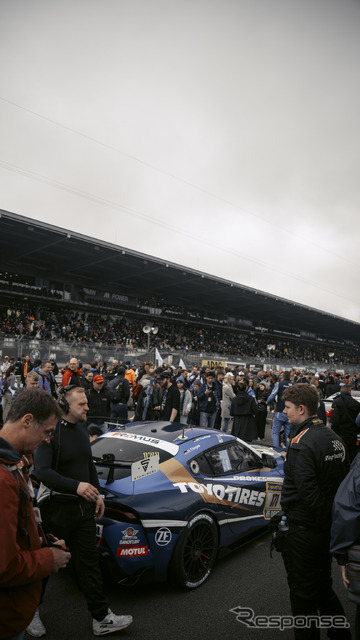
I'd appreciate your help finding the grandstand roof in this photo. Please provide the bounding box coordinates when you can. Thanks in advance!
[1,208,359,343]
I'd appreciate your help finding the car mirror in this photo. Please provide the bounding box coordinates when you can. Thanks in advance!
[261,453,277,468]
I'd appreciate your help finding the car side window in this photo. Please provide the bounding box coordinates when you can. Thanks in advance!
[205,443,259,475]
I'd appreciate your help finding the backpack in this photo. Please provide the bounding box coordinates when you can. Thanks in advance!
[108,379,124,404]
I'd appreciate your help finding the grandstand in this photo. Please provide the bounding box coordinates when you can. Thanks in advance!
[0,208,359,371]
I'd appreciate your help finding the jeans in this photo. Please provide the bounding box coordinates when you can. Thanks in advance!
[6,633,25,640]
[110,402,128,423]
[200,411,217,429]
[272,411,291,447]
[221,417,230,432]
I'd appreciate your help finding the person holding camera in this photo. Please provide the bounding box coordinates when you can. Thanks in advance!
[0,388,70,640]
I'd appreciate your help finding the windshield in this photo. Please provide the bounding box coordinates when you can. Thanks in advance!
[92,431,178,464]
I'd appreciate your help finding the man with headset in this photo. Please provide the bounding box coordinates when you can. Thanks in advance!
[30,385,132,637]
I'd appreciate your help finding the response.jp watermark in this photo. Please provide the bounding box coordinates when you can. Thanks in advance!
[229,606,350,631]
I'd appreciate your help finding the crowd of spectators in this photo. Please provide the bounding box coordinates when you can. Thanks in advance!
[0,305,359,365]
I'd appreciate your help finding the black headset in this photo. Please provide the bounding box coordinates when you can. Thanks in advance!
[58,385,78,414]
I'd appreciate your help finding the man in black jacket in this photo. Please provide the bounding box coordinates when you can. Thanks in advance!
[106,367,130,423]
[33,386,132,636]
[85,375,110,425]
[331,384,360,462]
[155,372,180,422]
[279,383,350,639]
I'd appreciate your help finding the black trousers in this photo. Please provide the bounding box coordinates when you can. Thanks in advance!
[41,498,108,620]
[280,525,351,640]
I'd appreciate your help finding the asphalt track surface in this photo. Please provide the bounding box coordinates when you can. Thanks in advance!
[25,535,355,640]
[25,416,356,640]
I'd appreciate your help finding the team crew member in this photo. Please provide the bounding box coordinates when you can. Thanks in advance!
[331,383,360,462]
[33,386,132,636]
[0,389,70,640]
[279,383,350,640]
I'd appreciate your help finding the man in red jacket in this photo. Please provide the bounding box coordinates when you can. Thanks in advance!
[0,388,70,640]
[61,358,84,387]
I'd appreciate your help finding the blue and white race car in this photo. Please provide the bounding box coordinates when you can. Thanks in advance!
[92,421,284,589]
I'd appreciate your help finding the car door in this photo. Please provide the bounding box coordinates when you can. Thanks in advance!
[188,441,278,539]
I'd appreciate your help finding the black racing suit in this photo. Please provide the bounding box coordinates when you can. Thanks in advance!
[280,416,351,640]
[331,392,360,462]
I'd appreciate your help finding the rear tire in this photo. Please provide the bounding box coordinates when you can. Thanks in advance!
[169,513,218,589]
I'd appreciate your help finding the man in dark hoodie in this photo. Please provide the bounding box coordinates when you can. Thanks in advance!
[0,389,70,640]
[331,384,360,461]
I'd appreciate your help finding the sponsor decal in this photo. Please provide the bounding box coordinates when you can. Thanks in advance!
[173,481,266,507]
[155,527,173,546]
[189,513,213,526]
[143,451,160,459]
[116,546,149,557]
[119,526,140,545]
[105,432,179,455]
[131,455,159,481]
[263,482,283,520]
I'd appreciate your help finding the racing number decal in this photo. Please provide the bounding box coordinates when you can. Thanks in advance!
[263,482,282,520]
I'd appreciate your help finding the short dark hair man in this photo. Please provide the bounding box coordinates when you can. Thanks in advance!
[156,372,180,422]
[279,383,350,639]
[33,387,132,636]
[106,367,130,423]
[0,389,70,639]
[197,371,220,429]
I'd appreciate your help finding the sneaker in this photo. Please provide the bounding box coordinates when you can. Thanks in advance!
[26,609,46,637]
[92,609,133,636]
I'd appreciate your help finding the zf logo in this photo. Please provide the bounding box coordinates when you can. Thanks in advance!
[155,527,172,546]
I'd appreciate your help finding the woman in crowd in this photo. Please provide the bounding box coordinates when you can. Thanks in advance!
[176,376,192,424]
[221,373,235,432]
[188,380,201,426]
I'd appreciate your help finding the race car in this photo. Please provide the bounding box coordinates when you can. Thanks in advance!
[92,421,285,589]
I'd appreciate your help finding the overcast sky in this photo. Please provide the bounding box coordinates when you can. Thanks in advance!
[1,0,360,324]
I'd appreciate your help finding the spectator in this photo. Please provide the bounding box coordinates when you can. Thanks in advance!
[156,372,180,423]
[88,425,103,442]
[197,371,220,429]
[230,380,257,441]
[0,389,70,639]
[255,381,269,440]
[106,367,130,423]
[221,373,235,433]
[61,358,84,388]
[176,376,192,425]
[85,375,110,426]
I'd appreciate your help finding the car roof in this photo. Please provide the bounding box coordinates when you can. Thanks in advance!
[105,421,234,446]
